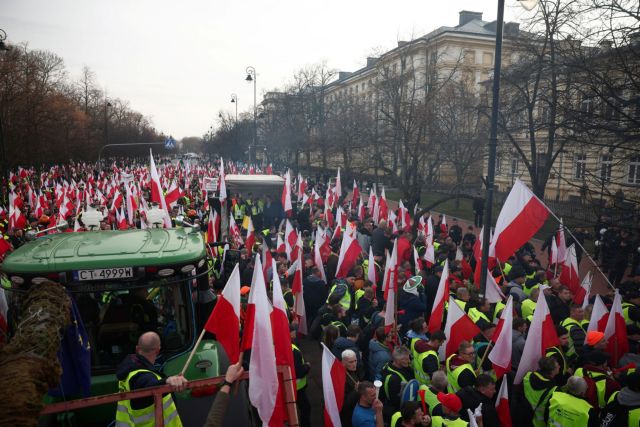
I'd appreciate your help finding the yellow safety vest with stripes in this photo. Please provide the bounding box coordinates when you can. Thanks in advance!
[291,344,307,390]
[116,369,182,427]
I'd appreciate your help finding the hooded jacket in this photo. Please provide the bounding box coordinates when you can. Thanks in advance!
[368,339,391,381]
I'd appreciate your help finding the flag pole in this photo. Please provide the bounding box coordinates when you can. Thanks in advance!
[476,341,493,375]
[180,329,207,376]
[545,208,615,290]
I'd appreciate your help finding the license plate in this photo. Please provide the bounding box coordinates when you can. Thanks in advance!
[74,267,134,281]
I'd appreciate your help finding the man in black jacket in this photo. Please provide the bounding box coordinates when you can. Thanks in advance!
[456,374,500,426]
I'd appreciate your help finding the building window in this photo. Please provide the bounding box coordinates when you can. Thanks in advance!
[496,155,502,174]
[511,156,519,176]
[574,153,586,179]
[600,153,613,182]
[629,155,640,185]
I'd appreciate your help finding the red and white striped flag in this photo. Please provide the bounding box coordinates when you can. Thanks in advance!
[367,246,378,285]
[352,180,359,204]
[206,208,219,243]
[488,296,513,378]
[321,343,346,427]
[314,229,327,283]
[605,291,629,366]
[580,272,593,309]
[428,259,449,334]
[556,219,567,264]
[335,225,363,279]
[587,294,609,333]
[559,244,584,304]
[204,264,241,363]
[149,150,172,228]
[495,378,512,427]
[291,250,308,335]
[282,170,292,216]
[489,179,549,262]
[441,296,481,358]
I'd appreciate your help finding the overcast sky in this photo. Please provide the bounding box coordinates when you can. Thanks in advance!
[3,0,531,140]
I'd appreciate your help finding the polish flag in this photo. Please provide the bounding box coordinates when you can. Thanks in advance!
[495,379,513,427]
[604,291,629,366]
[285,220,298,262]
[580,272,593,309]
[367,186,377,216]
[367,246,378,284]
[556,219,567,264]
[245,217,256,256]
[439,214,448,237]
[352,180,359,204]
[164,181,182,208]
[515,286,559,384]
[383,239,399,301]
[204,264,241,363]
[125,184,137,226]
[321,343,346,427]
[334,168,342,198]
[335,225,363,278]
[357,198,365,222]
[423,243,435,268]
[276,234,286,254]
[399,200,411,231]
[297,174,307,199]
[378,187,388,221]
[559,244,584,304]
[441,296,481,358]
[291,251,308,335]
[110,189,123,211]
[270,260,295,425]
[428,259,450,334]
[314,230,328,283]
[282,170,292,216]
[426,216,434,245]
[247,257,279,425]
[218,157,227,203]
[229,215,244,248]
[550,237,558,266]
[149,150,172,228]
[262,244,274,283]
[324,204,335,229]
[488,296,514,378]
[116,208,128,230]
[384,275,396,334]
[317,226,332,263]
[489,179,549,263]
[485,271,506,304]
[413,246,422,275]
[587,294,609,333]
[206,208,219,243]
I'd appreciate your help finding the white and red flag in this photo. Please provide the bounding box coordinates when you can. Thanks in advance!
[556,219,567,264]
[247,257,279,425]
[382,239,398,302]
[441,296,481,358]
[352,180,359,204]
[413,246,422,275]
[149,150,172,228]
[282,170,293,216]
[559,244,584,304]
[334,168,342,198]
[515,286,559,383]
[321,343,346,427]
[314,229,328,283]
[367,246,378,285]
[489,179,549,263]
[218,157,227,203]
[206,208,219,243]
[164,181,182,208]
[485,271,506,304]
[428,259,449,334]
[496,379,513,427]
[285,220,298,262]
[488,296,514,378]
[245,216,256,256]
[204,264,241,364]
[276,234,286,254]
[291,249,308,335]
[580,272,593,309]
[334,224,363,278]
[228,215,244,248]
[605,291,629,366]
[587,294,609,333]
[367,185,377,216]
[270,260,295,425]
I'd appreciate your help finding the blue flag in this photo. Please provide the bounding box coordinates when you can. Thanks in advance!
[49,296,92,398]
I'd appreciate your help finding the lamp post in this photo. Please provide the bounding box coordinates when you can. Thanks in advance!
[231,94,238,148]
[479,0,538,297]
[245,66,257,163]
[0,29,9,203]
[104,101,112,147]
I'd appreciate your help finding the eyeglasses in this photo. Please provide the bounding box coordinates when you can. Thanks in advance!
[463,351,476,356]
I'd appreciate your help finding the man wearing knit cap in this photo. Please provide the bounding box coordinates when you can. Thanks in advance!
[430,392,474,425]
[581,330,607,365]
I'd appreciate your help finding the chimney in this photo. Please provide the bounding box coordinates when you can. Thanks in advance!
[599,39,612,50]
[459,10,483,26]
[366,57,378,67]
[338,71,352,81]
[504,22,520,36]
[398,41,408,47]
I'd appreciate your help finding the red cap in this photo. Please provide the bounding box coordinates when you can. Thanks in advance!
[586,330,605,346]
[437,392,462,413]
[240,286,251,296]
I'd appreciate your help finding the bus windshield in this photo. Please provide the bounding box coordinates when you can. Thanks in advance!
[2,228,210,374]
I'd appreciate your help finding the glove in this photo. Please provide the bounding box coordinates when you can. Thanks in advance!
[473,403,483,418]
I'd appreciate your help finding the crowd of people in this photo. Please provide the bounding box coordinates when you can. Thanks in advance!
[2,155,640,427]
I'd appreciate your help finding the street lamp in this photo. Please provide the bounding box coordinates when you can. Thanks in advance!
[479,0,539,297]
[230,94,238,123]
[104,101,112,147]
[245,66,257,162]
[0,29,9,204]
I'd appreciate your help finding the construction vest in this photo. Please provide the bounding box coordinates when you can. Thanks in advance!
[574,367,608,409]
[430,416,468,426]
[354,289,365,310]
[560,317,586,357]
[503,263,512,276]
[445,354,475,393]
[115,369,182,427]
[326,283,351,312]
[521,299,537,320]
[622,303,640,329]
[467,307,491,325]
[547,391,592,427]
[418,385,441,415]
[413,349,438,386]
[283,289,293,310]
[390,411,402,427]
[382,364,409,401]
[291,344,307,390]
[606,391,640,426]
[523,282,540,297]
[233,203,244,220]
[522,371,556,427]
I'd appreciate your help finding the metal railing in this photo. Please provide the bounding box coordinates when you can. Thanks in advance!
[40,366,298,427]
